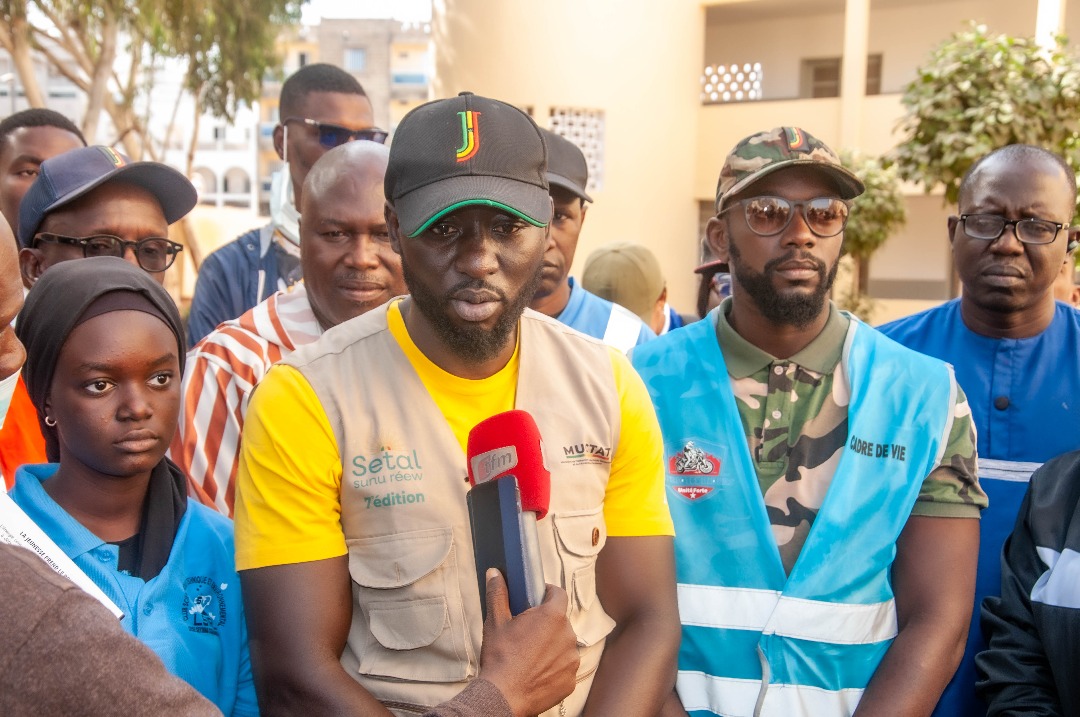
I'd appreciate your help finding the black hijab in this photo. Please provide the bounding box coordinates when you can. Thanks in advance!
[15,257,188,580]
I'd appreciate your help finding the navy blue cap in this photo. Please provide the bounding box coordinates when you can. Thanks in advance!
[539,128,592,203]
[17,145,198,247]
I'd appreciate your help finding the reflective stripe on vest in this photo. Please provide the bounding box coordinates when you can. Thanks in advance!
[676,671,864,717]
[979,458,1042,482]
[602,305,644,353]
[633,311,955,717]
[678,584,898,644]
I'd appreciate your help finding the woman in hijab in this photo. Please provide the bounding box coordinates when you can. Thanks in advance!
[10,257,257,716]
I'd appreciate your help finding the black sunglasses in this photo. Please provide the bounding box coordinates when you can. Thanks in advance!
[33,233,183,272]
[283,117,388,149]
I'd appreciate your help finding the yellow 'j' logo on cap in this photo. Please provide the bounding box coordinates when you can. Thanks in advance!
[456,111,480,162]
[100,146,126,167]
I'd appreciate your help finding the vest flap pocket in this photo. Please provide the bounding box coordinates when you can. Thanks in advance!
[553,508,606,557]
[571,565,616,647]
[347,528,453,588]
[572,564,597,611]
[368,597,448,650]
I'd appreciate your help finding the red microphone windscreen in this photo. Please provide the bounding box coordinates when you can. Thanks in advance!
[467,410,551,519]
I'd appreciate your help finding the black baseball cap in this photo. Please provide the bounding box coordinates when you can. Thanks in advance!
[385,92,553,238]
[18,145,198,248]
[540,128,592,202]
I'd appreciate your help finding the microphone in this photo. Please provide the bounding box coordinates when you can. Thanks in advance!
[465,410,550,617]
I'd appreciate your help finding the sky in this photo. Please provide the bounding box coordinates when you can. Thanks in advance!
[301,0,433,24]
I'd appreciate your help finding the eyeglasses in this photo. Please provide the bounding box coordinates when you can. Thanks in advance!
[720,196,850,238]
[282,117,388,149]
[33,233,183,272]
[959,214,1064,245]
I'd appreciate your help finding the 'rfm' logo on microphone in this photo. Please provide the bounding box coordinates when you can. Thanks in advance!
[471,446,519,484]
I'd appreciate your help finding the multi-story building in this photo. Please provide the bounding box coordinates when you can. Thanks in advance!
[0,50,83,122]
[254,18,433,212]
[432,0,1072,317]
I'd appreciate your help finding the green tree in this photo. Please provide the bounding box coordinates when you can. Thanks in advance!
[0,0,298,159]
[894,22,1080,210]
[0,0,298,268]
[838,150,907,320]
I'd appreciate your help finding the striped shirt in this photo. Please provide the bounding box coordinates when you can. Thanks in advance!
[171,283,322,516]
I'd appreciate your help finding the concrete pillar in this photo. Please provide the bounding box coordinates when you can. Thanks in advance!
[839,0,870,149]
[249,101,261,214]
[432,0,705,313]
[1036,0,1066,49]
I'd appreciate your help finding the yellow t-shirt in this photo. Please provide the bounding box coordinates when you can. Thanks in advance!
[235,301,672,571]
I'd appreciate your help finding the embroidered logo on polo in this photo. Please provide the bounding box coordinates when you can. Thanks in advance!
[181,576,227,635]
[561,442,612,467]
[667,441,722,501]
[455,111,481,162]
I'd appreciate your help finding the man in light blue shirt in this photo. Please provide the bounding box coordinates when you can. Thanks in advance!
[529,129,654,352]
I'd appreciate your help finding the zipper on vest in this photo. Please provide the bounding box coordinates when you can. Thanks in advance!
[575,662,599,685]
[546,662,599,717]
[380,700,430,714]
[754,645,770,717]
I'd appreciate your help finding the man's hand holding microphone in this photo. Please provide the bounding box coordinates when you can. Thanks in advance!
[467,411,580,717]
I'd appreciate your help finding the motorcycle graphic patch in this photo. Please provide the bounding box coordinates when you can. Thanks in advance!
[668,441,721,501]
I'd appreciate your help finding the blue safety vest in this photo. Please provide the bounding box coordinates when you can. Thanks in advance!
[632,312,955,716]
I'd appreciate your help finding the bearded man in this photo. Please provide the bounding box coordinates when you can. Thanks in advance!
[633,127,986,717]
[233,92,679,717]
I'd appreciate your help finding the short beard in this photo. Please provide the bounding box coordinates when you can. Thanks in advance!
[403,260,544,363]
[729,242,838,328]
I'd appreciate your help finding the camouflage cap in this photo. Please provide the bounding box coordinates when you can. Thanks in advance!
[714,127,864,214]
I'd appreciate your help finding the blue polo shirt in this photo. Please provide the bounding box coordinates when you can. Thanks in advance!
[556,277,655,352]
[11,464,258,716]
[879,298,1080,717]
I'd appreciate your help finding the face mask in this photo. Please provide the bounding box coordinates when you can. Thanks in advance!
[269,166,300,247]
[0,369,19,430]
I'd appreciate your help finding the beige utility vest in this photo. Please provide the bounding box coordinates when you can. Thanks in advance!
[283,302,621,717]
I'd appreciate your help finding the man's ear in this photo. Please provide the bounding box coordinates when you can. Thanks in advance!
[947,215,960,248]
[1067,226,1079,253]
[273,124,285,161]
[579,200,588,229]
[19,247,46,290]
[705,215,729,264]
[386,202,403,255]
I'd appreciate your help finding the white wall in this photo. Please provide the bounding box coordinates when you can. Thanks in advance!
[433,0,705,313]
[869,193,953,284]
[705,0,1039,100]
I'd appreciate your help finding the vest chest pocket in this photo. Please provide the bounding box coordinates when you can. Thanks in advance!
[346,527,475,682]
[553,508,616,647]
